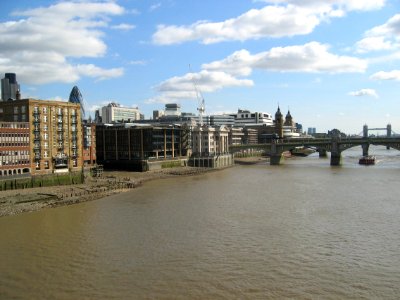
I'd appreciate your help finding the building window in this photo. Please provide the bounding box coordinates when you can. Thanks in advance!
[42,107,47,114]
[14,107,19,114]
[44,161,49,169]
[21,106,26,113]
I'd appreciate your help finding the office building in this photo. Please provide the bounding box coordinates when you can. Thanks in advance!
[96,123,189,171]
[1,73,20,101]
[101,102,141,123]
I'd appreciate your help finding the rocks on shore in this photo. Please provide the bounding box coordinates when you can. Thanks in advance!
[0,167,215,217]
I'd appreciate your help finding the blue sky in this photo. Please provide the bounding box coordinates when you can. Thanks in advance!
[0,0,399,134]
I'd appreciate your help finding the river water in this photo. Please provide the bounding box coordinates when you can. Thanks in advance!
[1,146,400,299]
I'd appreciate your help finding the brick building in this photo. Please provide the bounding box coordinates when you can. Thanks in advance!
[0,99,83,175]
[0,122,30,177]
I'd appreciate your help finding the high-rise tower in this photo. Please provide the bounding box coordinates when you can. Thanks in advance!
[1,73,20,101]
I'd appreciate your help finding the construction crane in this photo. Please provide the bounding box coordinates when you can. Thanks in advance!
[189,65,205,126]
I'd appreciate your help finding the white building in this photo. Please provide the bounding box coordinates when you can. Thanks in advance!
[164,103,181,117]
[192,125,229,156]
[101,102,140,123]
[231,109,273,127]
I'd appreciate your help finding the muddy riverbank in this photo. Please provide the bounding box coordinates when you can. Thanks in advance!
[0,167,223,217]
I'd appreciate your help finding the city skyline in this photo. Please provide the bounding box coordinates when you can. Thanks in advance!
[0,0,399,134]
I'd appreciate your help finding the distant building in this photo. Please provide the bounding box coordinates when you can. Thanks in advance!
[1,73,20,101]
[153,110,164,120]
[210,114,235,126]
[164,103,181,117]
[231,109,273,127]
[101,102,140,123]
[0,99,83,175]
[0,122,30,177]
[307,127,316,135]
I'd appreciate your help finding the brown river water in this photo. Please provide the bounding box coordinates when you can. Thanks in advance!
[1,146,400,299]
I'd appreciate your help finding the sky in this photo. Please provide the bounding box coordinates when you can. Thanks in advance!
[0,0,399,134]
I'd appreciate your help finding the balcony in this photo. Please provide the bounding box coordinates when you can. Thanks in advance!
[33,144,41,150]
[34,135,40,142]
[71,153,78,158]
[71,144,77,149]
[33,128,40,133]
[57,127,63,132]
[34,154,41,161]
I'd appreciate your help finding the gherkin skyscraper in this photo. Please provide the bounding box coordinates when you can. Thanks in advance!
[69,86,85,117]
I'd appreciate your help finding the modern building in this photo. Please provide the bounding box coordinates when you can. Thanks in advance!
[0,122,30,177]
[164,103,181,117]
[210,114,235,126]
[1,73,20,101]
[101,102,141,123]
[153,110,164,120]
[231,109,274,127]
[96,123,189,171]
[0,98,83,175]
[308,127,317,135]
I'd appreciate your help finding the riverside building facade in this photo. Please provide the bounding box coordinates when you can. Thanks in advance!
[0,99,83,175]
[96,123,189,171]
[0,122,30,177]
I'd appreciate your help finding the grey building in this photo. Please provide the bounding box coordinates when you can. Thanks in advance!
[1,73,20,101]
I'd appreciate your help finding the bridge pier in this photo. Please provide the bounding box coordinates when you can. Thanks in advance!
[330,139,341,166]
[330,152,342,166]
[362,144,369,156]
[270,153,284,165]
[318,148,328,158]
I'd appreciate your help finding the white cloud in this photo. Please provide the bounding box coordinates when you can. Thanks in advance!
[203,42,367,74]
[370,70,400,81]
[0,2,125,84]
[146,42,366,104]
[348,88,379,98]
[149,3,162,12]
[145,70,253,104]
[152,1,385,45]
[111,23,136,31]
[355,13,400,53]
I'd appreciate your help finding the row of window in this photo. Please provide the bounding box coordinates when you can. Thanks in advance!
[0,122,29,129]
[0,150,30,156]
[0,160,30,166]
[0,142,30,147]
[33,106,77,115]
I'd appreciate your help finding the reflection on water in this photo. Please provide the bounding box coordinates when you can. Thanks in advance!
[1,146,400,299]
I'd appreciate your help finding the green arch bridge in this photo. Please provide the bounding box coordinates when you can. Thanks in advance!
[230,136,400,166]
